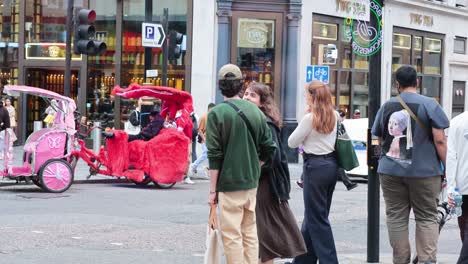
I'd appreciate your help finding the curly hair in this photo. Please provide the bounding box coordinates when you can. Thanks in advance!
[246,83,282,127]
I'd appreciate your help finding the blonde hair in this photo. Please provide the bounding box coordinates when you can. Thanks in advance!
[306,80,335,134]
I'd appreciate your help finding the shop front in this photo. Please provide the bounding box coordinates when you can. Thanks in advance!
[216,0,302,161]
[14,0,192,143]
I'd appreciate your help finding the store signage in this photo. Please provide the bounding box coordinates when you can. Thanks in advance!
[336,0,370,21]
[142,23,165,48]
[25,43,82,60]
[410,13,434,27]
[146,69,158,78]
[344,0,383,57]
[306,65,329,84]
[238,18,274,49]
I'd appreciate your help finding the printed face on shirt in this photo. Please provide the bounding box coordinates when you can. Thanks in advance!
[388,112,407,137]
[243,88,261,107]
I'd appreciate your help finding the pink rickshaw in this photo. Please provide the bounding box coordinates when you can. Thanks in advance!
[0,85,76,193]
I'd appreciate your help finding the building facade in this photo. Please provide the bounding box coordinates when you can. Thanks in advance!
[3,0,468,159]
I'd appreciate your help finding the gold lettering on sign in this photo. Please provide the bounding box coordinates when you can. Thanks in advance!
[410,13,433,27]
[337,0,366,16]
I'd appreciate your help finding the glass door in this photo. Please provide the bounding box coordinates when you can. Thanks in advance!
[231,11,283,102]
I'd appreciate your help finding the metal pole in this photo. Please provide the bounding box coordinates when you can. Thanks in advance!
[162,8,169,86]
[64,0,74,97]
[93,122,101,154]
[144,0,152,82]
[367,0,384,262]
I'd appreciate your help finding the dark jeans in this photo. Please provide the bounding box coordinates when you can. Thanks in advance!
[457,195,468,264]
[191,140,197,162]
[294,154,338,264]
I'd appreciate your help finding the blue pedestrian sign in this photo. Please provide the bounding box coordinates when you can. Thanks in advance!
[306,65,330,84]
[142,23,165,48]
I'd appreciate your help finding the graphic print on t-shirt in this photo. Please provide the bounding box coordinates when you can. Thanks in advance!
[381,102,420,166]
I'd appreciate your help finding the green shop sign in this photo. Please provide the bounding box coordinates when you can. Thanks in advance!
[343,0,383,57]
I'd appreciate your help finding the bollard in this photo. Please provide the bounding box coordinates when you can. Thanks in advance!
[93,122,101,154]
[33,121,43,132]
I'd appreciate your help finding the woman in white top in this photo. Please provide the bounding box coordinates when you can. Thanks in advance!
[4,98,15,132]
[287,80,339,264]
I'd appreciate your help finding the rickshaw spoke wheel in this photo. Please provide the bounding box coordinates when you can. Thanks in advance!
[153,181,176,189]
[38,159,74,193]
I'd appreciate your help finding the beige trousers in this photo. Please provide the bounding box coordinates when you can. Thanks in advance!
[218,188,258,264]
[380,174,441,264]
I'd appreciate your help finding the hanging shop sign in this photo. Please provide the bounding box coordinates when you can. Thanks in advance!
[238,18,275,49]
[25,43,82,60]
[343,0,383,57]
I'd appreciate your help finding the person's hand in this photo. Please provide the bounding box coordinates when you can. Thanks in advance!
[208,192,218,205]
[447,193,455,208]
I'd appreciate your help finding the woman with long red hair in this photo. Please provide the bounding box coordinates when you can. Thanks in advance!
[287,80,339,264]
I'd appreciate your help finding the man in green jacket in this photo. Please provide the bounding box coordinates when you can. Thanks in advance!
[206,64,276,264]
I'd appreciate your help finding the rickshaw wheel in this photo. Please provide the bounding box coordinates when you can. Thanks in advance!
[38,159,74,193]
[131,174,152,186]
[153,181,176,189]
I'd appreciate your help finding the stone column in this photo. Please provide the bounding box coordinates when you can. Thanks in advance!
[215,0,233,103]
[282,0,302,162]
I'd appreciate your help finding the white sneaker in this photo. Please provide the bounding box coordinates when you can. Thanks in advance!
[184,177,195,184]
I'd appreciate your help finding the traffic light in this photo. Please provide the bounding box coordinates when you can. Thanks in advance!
[73,9,106,56]
[168,30,183,61]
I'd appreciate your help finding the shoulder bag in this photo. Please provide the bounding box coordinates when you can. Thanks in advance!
[335,117,359,171]
[223,101,257,148]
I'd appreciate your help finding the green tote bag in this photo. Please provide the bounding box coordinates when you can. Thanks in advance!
[335,121,359,171]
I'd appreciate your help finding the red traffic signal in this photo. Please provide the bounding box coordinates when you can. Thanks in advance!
[73,9,106,56]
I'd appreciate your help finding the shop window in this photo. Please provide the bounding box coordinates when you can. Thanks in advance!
[454,36,466,54]
[352,72,369,118]
[0,2,19,87]
[423,38,442,75]
[422,76,441,102]
[87,1,117,127]
[452,81,466,118]
[339,71,351,118]
[412,36,423,73]
[313,22,337,41]
[392,33,411,72]
[121,0,188,128]
[25,0,69,44]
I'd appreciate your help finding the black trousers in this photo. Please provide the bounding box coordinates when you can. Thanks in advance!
[457,195,468,264]
[191,140,197,162]
[294,154,339,264]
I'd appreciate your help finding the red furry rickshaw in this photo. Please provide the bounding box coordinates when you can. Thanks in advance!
[72,84,193,189]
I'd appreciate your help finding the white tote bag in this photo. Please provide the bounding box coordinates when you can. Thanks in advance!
[124,110,141,135]
[204,205,223,264]
[124,121,141,135]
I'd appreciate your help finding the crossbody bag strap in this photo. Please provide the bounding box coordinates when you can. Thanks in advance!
[223,101,257,147]
[397,95,429,133]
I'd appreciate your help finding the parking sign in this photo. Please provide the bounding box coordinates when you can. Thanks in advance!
[142,23,165,48]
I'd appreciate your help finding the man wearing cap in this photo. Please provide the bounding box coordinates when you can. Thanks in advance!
[206,64,276,264]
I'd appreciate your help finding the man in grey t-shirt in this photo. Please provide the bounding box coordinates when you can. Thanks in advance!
[372,66,449,264]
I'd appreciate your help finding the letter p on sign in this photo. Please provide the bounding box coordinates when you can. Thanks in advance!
[145,25,154,39]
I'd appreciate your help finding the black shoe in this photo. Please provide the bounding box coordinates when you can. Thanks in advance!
[346,182,358,191]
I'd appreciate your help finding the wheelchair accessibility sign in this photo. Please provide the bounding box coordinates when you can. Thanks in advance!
[306,65,329,84]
